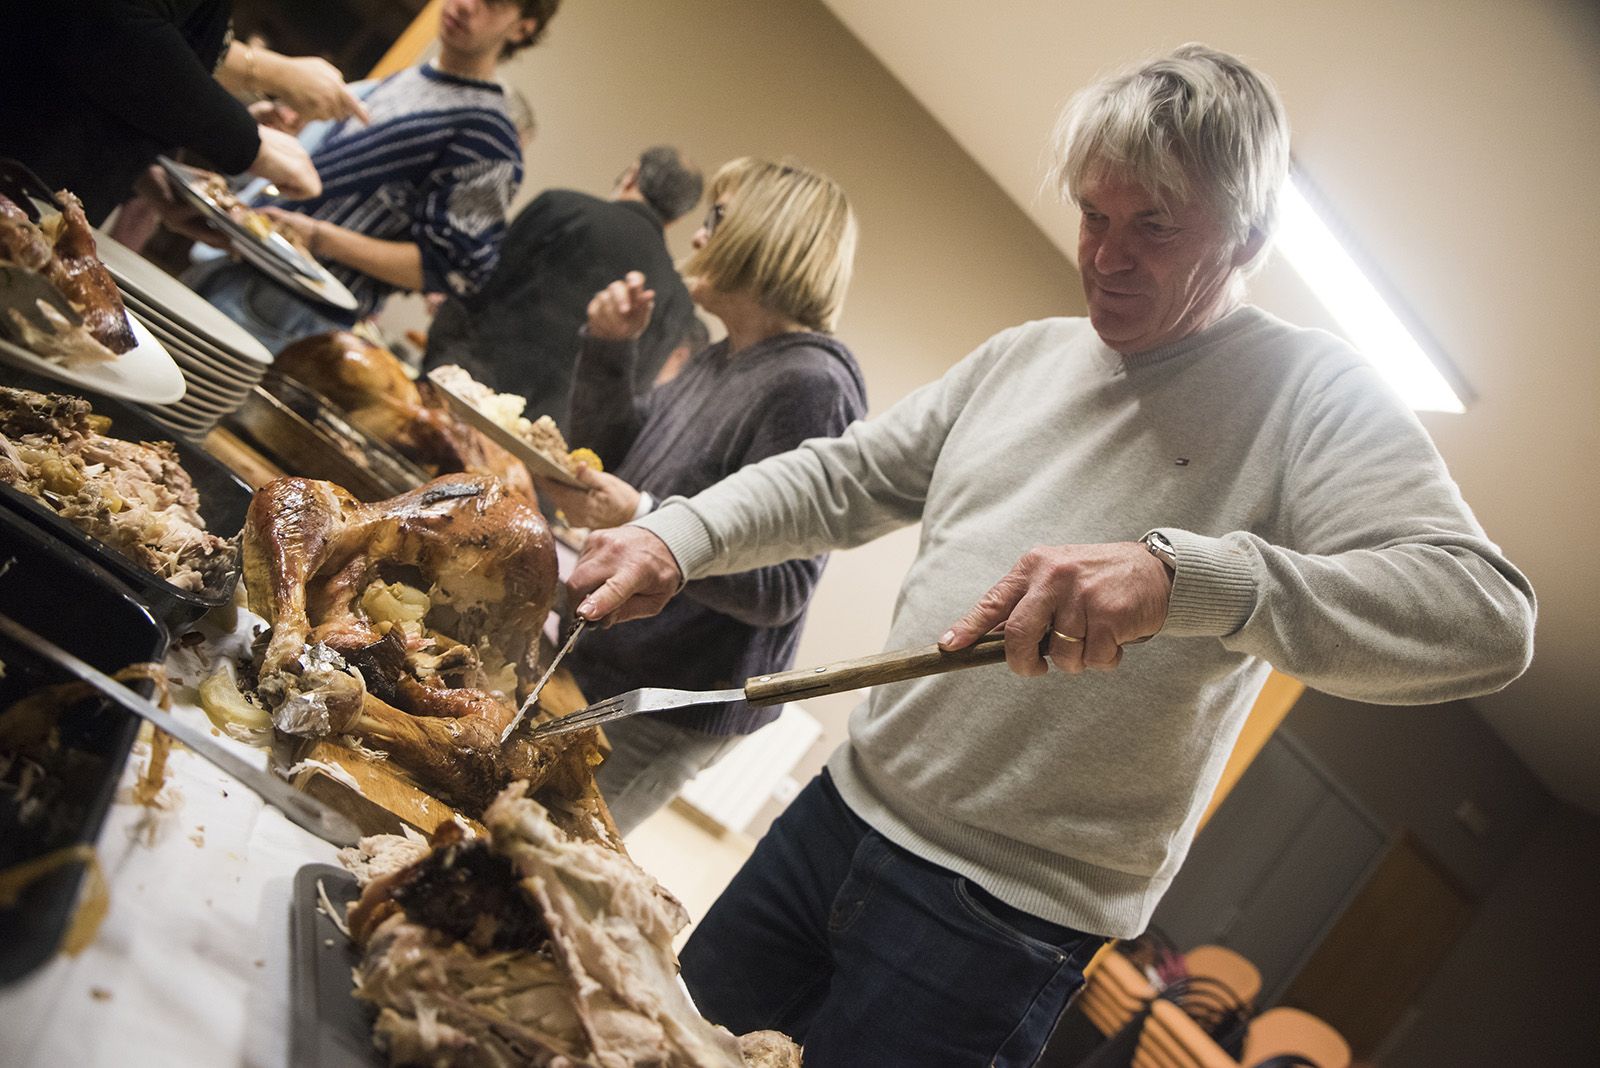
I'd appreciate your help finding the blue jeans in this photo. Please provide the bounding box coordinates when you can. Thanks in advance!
[183,258,355,354]
[593,712,743,836]
[680,772,1108,1067]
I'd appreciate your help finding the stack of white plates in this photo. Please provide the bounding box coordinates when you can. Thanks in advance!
[93,234,272,440]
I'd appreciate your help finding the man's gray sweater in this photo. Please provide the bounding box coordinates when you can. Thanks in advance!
[635,306,1535,938]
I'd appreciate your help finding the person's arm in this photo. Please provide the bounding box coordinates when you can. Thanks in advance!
[1159,360,1535,702]
[216,42,370,124]
[569,327,1021,623]
[263,210,423,289]
[52,1,258,174]
[944,356,1535,701]
[568,273,655,465]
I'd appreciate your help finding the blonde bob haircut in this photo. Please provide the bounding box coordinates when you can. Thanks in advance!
[1053,44,1289,270]
[680,157,857,333]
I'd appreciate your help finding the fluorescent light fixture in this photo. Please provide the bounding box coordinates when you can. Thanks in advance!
[1276,172,1468,413]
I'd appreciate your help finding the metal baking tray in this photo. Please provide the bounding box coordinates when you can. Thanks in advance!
[289,863,382,1068]
[0,368,250,627]
[225,372,427,503]
[0,513,169,985]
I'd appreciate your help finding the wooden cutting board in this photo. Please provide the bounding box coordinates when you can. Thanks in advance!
[287,662,599,838]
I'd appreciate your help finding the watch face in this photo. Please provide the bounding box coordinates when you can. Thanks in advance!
[1144,532,1177,569]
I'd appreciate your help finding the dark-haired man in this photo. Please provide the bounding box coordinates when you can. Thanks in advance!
[186,0,561,352]
[424,145,703,430]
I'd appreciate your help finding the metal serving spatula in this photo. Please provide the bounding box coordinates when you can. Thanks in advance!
[529,631,1023,740]
[0,264,86,341]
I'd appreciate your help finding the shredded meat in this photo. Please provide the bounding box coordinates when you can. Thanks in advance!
[274,333,536,498]
[0,387,236,592]
[341,784,801,1067]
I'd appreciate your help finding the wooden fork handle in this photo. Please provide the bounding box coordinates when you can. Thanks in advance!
[743,631,1019,707]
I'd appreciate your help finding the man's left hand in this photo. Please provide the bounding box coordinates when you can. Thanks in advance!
[939,542,1173,676]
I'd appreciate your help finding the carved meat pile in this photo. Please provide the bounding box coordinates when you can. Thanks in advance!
[342,781,801,1068]
[242,474,597,820]
[275,332,536,498]
[0,386,236,592]
[0,190,136,363]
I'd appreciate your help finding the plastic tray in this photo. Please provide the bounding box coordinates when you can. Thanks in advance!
[289,864,382,1068]
[0,367,251,627]
[0,512,169,985]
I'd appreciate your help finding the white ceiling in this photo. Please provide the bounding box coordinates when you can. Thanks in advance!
[821,0,1600,813]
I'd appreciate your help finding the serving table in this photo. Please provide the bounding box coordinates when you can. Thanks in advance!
[0,430,593,1065]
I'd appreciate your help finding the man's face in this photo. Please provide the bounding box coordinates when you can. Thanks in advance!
[439,0,534,58]
[1076,170,1252,354]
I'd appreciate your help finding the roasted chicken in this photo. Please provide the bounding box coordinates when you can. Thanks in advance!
[242,474,588,815]
[0,191,136,361]
[275,332,536,498]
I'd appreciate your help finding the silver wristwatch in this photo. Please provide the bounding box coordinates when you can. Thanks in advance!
[1141,529,1178,575]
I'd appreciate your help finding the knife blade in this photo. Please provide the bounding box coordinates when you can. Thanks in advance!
[499,617,587,744]
[0,615,363,848]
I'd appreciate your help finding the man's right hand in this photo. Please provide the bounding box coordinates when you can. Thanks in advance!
[567,525,684,625]
[586,271,655,341]
[248,125,322,200]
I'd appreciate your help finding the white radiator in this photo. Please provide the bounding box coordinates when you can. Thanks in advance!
[676,703,823,834]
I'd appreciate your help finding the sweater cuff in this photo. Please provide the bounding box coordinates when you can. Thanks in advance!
[1155,528,1257,638]
[631,501,717,582]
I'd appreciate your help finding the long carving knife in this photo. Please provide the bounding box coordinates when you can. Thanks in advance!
[500,618,587,744]
[0,615,362,848]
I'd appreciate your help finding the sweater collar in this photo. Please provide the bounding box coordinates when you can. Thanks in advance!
[419,62,506,93]
[1104,304,1260,372]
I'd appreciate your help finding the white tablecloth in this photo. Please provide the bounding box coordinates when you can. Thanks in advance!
[0,612,336,1068]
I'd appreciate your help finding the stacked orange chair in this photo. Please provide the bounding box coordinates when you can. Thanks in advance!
[1134,999,1242,1068]
[1241,1007,1351,1068]
[1078,949,1159,1037]
[1181,944,1262,1007]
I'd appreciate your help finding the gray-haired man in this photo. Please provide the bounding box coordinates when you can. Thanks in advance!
[567,45,1534,1065]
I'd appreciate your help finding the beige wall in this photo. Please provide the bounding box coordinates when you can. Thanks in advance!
[467,0,1086,792]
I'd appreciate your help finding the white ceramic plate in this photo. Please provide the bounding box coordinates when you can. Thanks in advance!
[138,403,217,436]
[0,313,185,405]
[150,329,263,388]
[426,369,585,488]
[132,319,258,394]
[93,231,274,365]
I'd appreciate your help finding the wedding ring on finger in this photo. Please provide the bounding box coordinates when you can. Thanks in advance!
[1050,629,1083,644]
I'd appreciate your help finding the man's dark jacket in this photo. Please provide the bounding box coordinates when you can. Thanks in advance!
[424,189,695,432]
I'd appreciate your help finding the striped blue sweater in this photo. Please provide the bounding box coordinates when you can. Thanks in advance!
[262,64,522,316]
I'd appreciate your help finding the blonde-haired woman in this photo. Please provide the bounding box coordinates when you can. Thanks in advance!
[539,157,867,835]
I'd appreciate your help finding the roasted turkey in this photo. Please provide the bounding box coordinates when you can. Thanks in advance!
[242,474,594,816]
[274,332,535,499]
